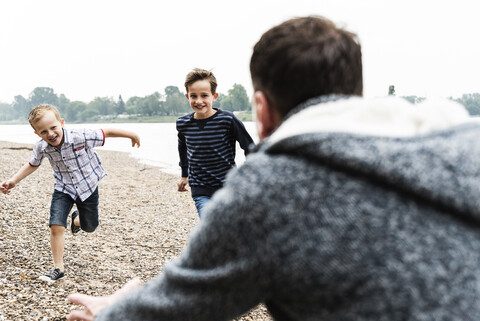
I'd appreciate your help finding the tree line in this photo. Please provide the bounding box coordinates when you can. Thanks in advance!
[400,94,480,116]
[389,85,480,116]
[1,86,479,123]
[0,83,252,123]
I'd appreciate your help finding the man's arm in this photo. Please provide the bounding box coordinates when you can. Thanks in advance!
[0,163,38,194]
[103,128,140,148]
[67,279,142,321]
[68,164,272,321]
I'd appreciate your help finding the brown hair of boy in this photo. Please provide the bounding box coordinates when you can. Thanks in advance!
[184,68,218,94]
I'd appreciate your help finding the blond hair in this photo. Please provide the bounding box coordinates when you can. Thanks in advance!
[28,104,62,130]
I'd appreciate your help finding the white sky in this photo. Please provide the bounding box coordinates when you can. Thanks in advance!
[0,0,479,104]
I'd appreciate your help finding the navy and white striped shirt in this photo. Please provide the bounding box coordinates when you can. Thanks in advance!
[177,109,254,197]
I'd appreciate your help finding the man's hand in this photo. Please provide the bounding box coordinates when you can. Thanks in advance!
[67,278,142,321]
[177,177,188,192]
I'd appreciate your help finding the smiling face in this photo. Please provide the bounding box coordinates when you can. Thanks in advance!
[33,110,65,147]
[185,79,218,119]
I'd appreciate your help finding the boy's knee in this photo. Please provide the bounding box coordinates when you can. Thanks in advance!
[81,224,98,233]
[50,225,65,235]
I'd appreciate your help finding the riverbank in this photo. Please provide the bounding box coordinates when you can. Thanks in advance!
[0,141,271,320]
[0,110,253,125]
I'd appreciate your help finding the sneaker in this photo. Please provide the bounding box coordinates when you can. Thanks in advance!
[71,210,81,234]
[39,268,64,283]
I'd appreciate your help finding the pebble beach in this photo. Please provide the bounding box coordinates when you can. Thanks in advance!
[0,140,271,321]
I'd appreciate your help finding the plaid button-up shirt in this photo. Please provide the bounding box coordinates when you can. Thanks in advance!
[29,128,106,201]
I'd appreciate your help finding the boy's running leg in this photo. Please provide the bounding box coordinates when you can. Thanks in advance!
[75,187,99,233]
[39,225,65,283]
[71,210,81,234]
[41,190,73,283]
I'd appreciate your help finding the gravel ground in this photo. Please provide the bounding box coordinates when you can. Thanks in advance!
[0,140,272,321]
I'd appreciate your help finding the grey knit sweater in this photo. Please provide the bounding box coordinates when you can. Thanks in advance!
[96,97,480,320]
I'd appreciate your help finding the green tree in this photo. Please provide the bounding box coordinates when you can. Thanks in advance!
[220,94,234,111]
[228,83,250,111]
[164,86,189,115]
[402,96,425,104]
[115,95,126,115]
[29,87,59,108]
[455,93,480,116]
[88,97,116,116]
[125,96,141,115]
[165,86,182,96]
[388,85,395,96]
[0,103,14,121]
[12,95,30,120]
[219,84,251,111]
[136,92,164,116]
[57,94,70,115]
[64,101,87,122]
[79,108,99,122]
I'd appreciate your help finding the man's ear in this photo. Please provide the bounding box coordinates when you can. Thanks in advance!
[254,91,281,140]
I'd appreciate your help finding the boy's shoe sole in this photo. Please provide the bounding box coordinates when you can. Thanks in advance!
[71,210,81,234]
[39,268,65,283]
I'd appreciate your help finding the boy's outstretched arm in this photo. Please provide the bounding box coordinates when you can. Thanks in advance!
[103,128,141,148]
[0,162,38,194]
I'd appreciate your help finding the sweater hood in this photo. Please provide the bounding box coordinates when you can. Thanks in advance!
[260,96,480,223]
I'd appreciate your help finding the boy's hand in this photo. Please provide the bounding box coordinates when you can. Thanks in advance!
[130,134,140,148]
[178,177,188,192]
[0,180,16,194]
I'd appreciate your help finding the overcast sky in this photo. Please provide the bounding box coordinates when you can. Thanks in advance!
[1,0,479,104]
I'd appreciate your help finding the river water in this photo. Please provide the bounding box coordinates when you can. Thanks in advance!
[0,122,258,176]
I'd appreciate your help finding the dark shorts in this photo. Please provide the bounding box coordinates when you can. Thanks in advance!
[49,187,99,232]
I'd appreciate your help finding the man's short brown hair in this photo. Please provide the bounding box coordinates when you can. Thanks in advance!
[184,68,218,94]
[250,16,363,117]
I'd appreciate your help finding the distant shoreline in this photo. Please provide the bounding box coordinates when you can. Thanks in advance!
[0,110,253,125]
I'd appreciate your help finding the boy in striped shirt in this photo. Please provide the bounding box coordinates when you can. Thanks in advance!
[0,104,140,283]
[177,69,254,217]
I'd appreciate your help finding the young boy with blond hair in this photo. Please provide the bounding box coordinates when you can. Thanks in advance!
[176,68,254,217]
[0,104,140,283]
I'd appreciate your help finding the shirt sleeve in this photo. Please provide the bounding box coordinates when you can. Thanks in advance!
[84,128,105,149]
[177,122,189,177]
[28,141,45,167]
[231,115,255,156]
